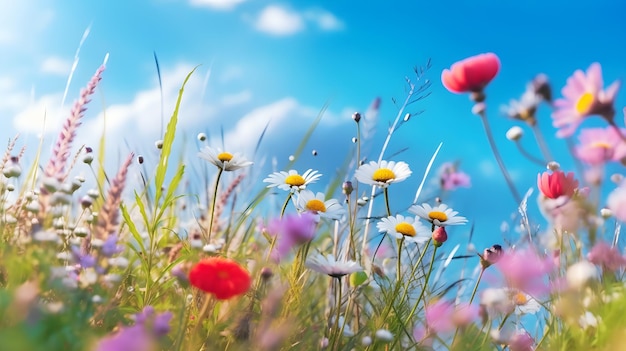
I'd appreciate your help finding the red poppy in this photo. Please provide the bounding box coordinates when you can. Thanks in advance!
[189,257,251,300]
[537,170,578,199]
[441,53,500,94]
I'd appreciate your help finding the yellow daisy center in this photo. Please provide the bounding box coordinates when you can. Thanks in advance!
[514,292,528,305]
[217,152,233,162]
[306,199,326,212]
[575,92,595,115]
[428,211,448,222]
[372,168,396,182]
[395,222,416,237]
[285,174,306,186]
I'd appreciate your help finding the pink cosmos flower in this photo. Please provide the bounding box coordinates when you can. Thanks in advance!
[552,63,621,137]
[537,171,578,199]
[587,241,626,271]
[265,212,317,262]
[575,127,626,165]
[425,300,478,334]
[495,248,555,295]
[438,162,471,191]
[441,53,500,94]
[607,184,626,222]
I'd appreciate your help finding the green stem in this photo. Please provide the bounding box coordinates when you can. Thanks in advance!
[396,237,404,283]
[331,277,343,350]
[206,168,223,243]
[280,192,292,218]
[404,245,438,326]
[531,123,554,162]
[383,187,392,216]
[469,268,485,305]
[477,110,522,205]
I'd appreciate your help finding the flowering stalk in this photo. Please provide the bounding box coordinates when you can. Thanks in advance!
[93,153,134,240]
[404,244,438,326]
[476,108,522,205]
[206,168,223,243]
[531,124,554,162]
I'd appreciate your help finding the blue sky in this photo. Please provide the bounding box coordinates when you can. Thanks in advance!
[1,0,626,251]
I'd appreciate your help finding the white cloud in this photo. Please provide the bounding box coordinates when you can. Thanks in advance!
[221,90,252,106]
[13,93,65,134]
[0,2,54,45]
[189,0,246,10]
[255,5,304,36]
[219,65,244,83]
[41,56,72,76]
[304,9,344,31]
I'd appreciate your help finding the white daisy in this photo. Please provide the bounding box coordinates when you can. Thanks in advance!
[306,253,362,278]
[354,160,411,188]
[409,203,467,227]
[198,146,253,171]
[296,190,345,220]
[510,289,541,315]
[263,169,322,192]
[376,215,431,244]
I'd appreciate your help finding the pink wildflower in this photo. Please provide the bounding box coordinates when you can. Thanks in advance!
[509,332,535,351]
[425,300,478,334]
[439,162,471,191]
[607,184,626,222]
[587,241,626,271]
[552,63,621,137]
[495,248,554,295]
[537,171,578,199]
[441,53,500,94]
[265,212,317,262]
[575,127,626,165]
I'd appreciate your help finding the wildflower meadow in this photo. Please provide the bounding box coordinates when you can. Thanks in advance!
[2,45,626,351]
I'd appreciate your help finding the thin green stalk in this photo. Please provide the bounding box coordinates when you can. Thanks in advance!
[207,168,223,243]
[531,123,554,162]
[477,110,522,205]
[469,268,485,304]
[396,237,404,283]
[404,245,438,325]
[330,277,343,350]
[280,192,292,218]
[383,188,392,216]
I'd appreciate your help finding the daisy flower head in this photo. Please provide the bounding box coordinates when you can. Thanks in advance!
[552,62,621,138]
[376,215,431,244]
[354,160,411,189]
[501,90,542,126]
[198,146,253,171]
[409,203,467,227]
[305,253,362,278]
[574,127,626,165]
[263,169,321,192]
[296,190,345,220]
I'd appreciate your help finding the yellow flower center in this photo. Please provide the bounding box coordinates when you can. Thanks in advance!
[285,174,306,186]
[395,222,416,237]
[514,292,528,305]
[591,141,612,149]
[428,211,448,222]
[306,199,326,212]
[372,168,396,182]
[575,92,595,115]
[217,152,233,162]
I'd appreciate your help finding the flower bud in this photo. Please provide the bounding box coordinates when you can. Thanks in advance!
[342,181,353,196]
[506,126,523,141]
[352,112,361,123]
[349,271,368,287]
[197,133,207,142]
[480,244,503,269]
[432,227,448,246]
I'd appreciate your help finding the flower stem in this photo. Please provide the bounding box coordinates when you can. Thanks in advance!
[514,141,546,166]
[477,110,522,205]
[383,188,392,216]
[207,168,223,243]
[331,277,343,350]
[404,244,438,326]
[396,237,404,283]
[280,192,292,218]
[531,123,554,162]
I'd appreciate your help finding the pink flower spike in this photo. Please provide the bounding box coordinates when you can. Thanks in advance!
[441,53,500,94]
[587,241,626,271]
[552,62,621,138]
[495,248,555,296]
[537,171,578,199]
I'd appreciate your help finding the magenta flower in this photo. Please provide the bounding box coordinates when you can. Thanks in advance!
[537,171,578,199]
[495,248,555,295]
[438,162,471,191]
[425,300,478,334]
[607,184,626,222]
[552,63,621,137]
[441,53,500,94]
[575,127,626,165]
[265,212,317,262]
[94,307,172,351]
[587,241,626,271]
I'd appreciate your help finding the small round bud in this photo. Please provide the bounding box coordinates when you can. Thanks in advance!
[288,155,295,162]
[137,155,144,164]
[351,137,358,143]
[361,336,372,346]
[471,102,486,115]
[600,208,612,219]
[480,244,503,269]
[260,267,273,280]
[312,150,318,156]
[6,184,14,192]
[403,113,410,122]
[197,133,207,142]
[80,195,93,209]
[82,154,94,165]
[432,227,448,246]
[342,181,353,196]
[87,189,99,199]
[547,161,560,171]
[155,140,164,149]
[349,271,368,287]
[610,173,624,184]
[352,112,361,123]
[505,126,524,141]
[3,164,21,178]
